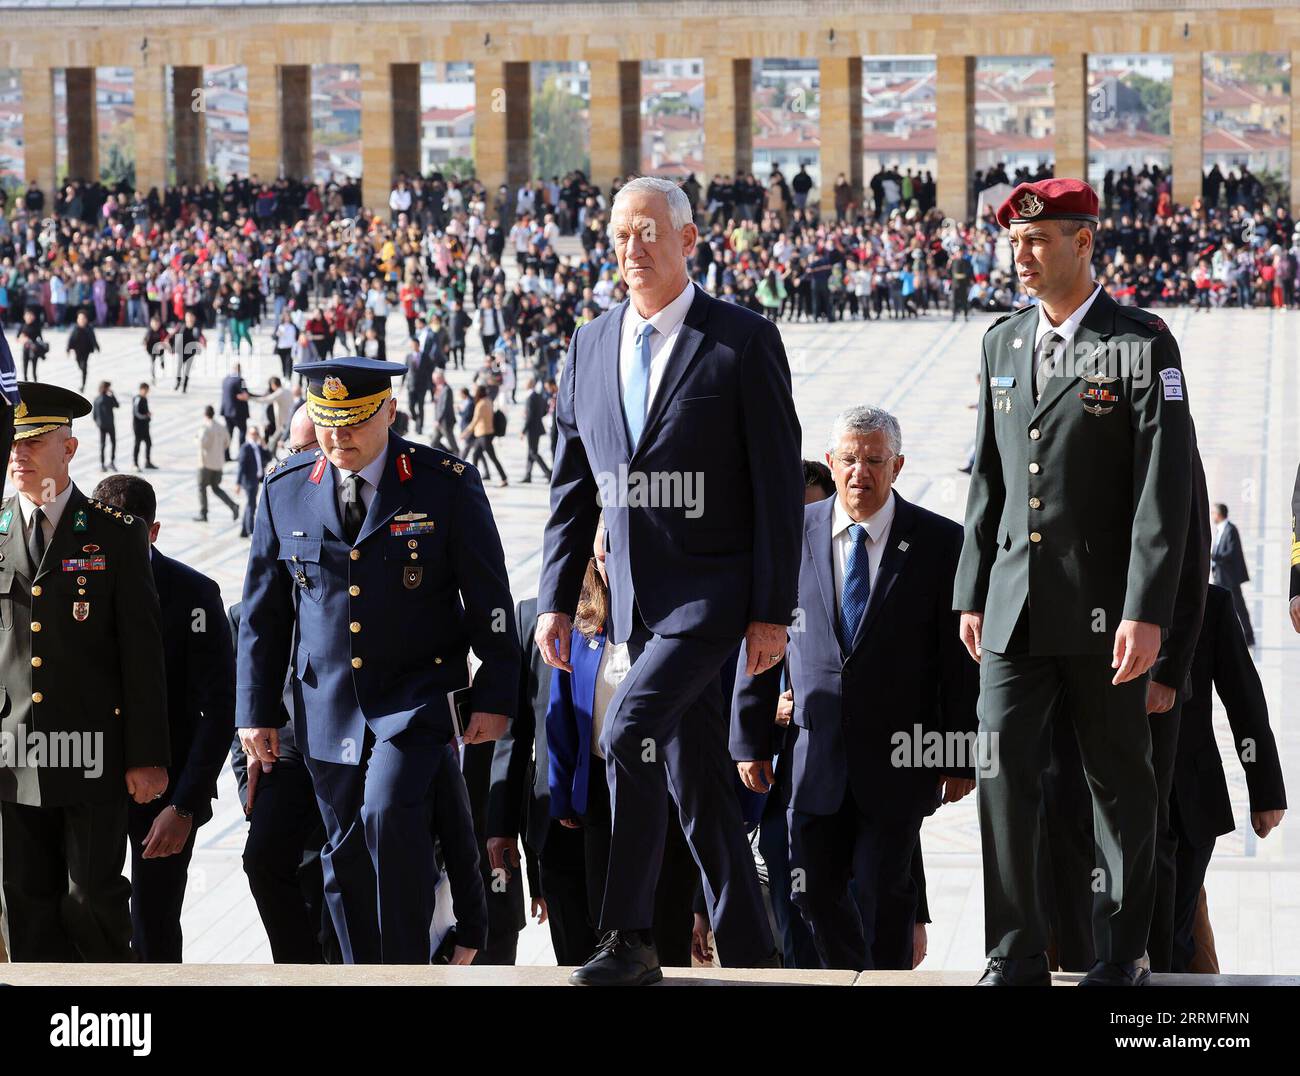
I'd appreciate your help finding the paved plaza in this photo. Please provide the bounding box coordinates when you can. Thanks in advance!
[16,299,1299,972]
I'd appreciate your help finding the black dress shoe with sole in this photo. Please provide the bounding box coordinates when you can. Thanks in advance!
[569,930,663,986]
[1078,957,1151,987]
[976,954,1052,986]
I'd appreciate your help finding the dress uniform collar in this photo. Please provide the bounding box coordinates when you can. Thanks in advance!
[17,477,75,535]
[332,442,389,497]
[1032,282,1103,355]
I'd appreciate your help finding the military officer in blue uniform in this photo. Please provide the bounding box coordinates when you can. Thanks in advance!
[236,357,519,964]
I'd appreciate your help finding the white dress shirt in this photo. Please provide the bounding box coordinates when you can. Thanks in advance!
[830,490,896,623]
[332,444,388,519]
[1032,282,1102,385]
[618,280,696,421]
[19,479,75,561]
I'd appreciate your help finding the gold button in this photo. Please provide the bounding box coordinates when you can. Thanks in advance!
[349,585,360,597]
[78,588,86,595]
[31,621,40,632]
[351,657,363,669]
[350,621,361,633]
[350,549,361,561]
[1029,428,1041,440]
[77,576,87,585]
[409,552,418,560]
[114,708,121,715]
[30,584,42,597]
[1028,462,1040,474]
[434,656,443,665]
[1029,497,1042,509]
[1030,531,1043,543]
[407,539,418,550]
[32,691,43,703]
[31,656,41,668]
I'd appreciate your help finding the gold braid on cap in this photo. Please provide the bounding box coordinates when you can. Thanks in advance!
[306,387,392,428]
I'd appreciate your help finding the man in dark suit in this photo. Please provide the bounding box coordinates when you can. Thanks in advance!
[429,370,458,454]
[1170,584,1286,971]
[91,474,236,963]
[536,176,802,984]
[219,362,251,458]
[487,596,594,965]
[236,426,269,538]
[732,407,977,970]
[1291,463,1300,633]
[1211,503,1254,646]
[520,377,552,484]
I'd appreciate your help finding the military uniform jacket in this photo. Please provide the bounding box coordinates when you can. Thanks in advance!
[236,433,520,765]
[953,289,1194,654]
[0,486,170,807]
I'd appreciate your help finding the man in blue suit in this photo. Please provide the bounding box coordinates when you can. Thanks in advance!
[536,176,803,984]
[91,474,236,962]
[219,362,251,459]
[732,407,977,970]
[237,357,519,964]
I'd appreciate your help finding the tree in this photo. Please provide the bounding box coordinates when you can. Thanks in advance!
[532,75,588,178]
[1125,73,1171,135]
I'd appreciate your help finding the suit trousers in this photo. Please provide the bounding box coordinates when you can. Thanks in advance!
[788,790,922,971]
[757,787,819,969]
[127,799,200,962]
[524,433,552,481]
[538,818,596,965]
[1,797,133,962]
[1226,583,1255,645]
[978,644,1156,963]
[599,616,774,966]
[582,753,697,967]
[304,725,450,964]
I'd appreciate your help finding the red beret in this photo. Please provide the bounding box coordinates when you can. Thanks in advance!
[995,178,1100,230]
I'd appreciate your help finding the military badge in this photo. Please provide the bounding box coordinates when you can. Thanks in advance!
[73,509,88,533]
[1079,387,1119,415]
[72,601,89,622]
[322,376,349,401]
[397,453,414,483]
[309,457,328,484]
[62,556,107,572]
[1012,337,1023,349]
[394,512,427,522]
[0,509,11,535]
[403,566,423,589]
[390,520,436,536]
[452,463,465,475]
[81,544,100,553]
[1017,192,1044,218]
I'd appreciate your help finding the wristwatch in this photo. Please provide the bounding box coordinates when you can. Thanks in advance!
[170,805,193,820]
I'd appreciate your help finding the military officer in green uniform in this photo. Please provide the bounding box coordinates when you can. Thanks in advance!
[953,180,1194,987]
[0,382,169,961]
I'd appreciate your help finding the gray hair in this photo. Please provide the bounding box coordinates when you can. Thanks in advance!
[609,177,694,236]
[827,405,902,456]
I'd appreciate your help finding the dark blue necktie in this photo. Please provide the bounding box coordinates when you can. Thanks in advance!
[840,522,871,648]
[624,321,654,449]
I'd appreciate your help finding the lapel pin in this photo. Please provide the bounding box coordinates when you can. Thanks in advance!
[1012,337,1023,349]
[897,540,910,552]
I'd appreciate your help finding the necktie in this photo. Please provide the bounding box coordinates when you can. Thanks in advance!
[839,523,871,649]
[340,474,366,545]
[28,506,45,569]
[624,321,654,450]
[1035,330,1064,403]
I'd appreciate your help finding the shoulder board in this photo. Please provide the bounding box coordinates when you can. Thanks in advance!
[407,441,471,477]
[984,305,1033,334]
[85,497,138,526]
[265,449,321,482]
[1116,305,1169,335]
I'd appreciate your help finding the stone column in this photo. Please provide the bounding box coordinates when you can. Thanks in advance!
[22,67,56,194]
[247,63,283,180]
[475,60,531,208]
[820,56,862,218]
[1290,50,1300,217]
[280,65,312,181]
[134,65,169,195]
[589,57,641,188]
[392,63,422,178]
[361,59,397,214]
[703,56,751,180]
[935,55,975,220]
[65,66,99,181]
[172,66,206,186]
[1053,51,1088,184]
[1171,52,1203,206]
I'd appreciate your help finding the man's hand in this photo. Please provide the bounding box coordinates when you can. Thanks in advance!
[1290,596,1300,634]
[737,759,774,794]
[531,897,548,924]
[1112,619,1162,685]
[959,612,983,663]
[240,726,280,766]
[487,836,520,882]
[558,817,581,829]
[1252,809,1285,839]
[912,923,928,969]
[141,806,193,859]
[463,712,507,744]
[245,755,272,817]
[1146,680,1177,714]
[775,687,793,727]
[938,775,975,804]
[691,913,714,965]
[125,766,168,805]
[535,612,574,672]
[449,945,477,966]
[744,621,788,677]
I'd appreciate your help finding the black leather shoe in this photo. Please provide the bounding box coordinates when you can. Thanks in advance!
[1079,957,1151,987]
[976,954,1051,986]
[569,930,662,986]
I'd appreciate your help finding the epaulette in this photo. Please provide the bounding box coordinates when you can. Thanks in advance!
[1116,305,1169,335]
[406,440,471,478]
[85,497,138,525]
[265,448,321,482]
[984,305,1033,334]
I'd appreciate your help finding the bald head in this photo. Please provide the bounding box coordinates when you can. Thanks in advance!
[289,404,317,453]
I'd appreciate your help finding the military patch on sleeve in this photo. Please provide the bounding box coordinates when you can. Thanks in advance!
[1160,368,1184,401]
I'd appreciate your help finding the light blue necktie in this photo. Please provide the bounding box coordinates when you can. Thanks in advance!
[624,321,654,450]
[840,523,871,649]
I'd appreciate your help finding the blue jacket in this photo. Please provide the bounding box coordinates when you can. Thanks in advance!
[545,626,607,820]
[235,432,520,764]
[237,440,268,489]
